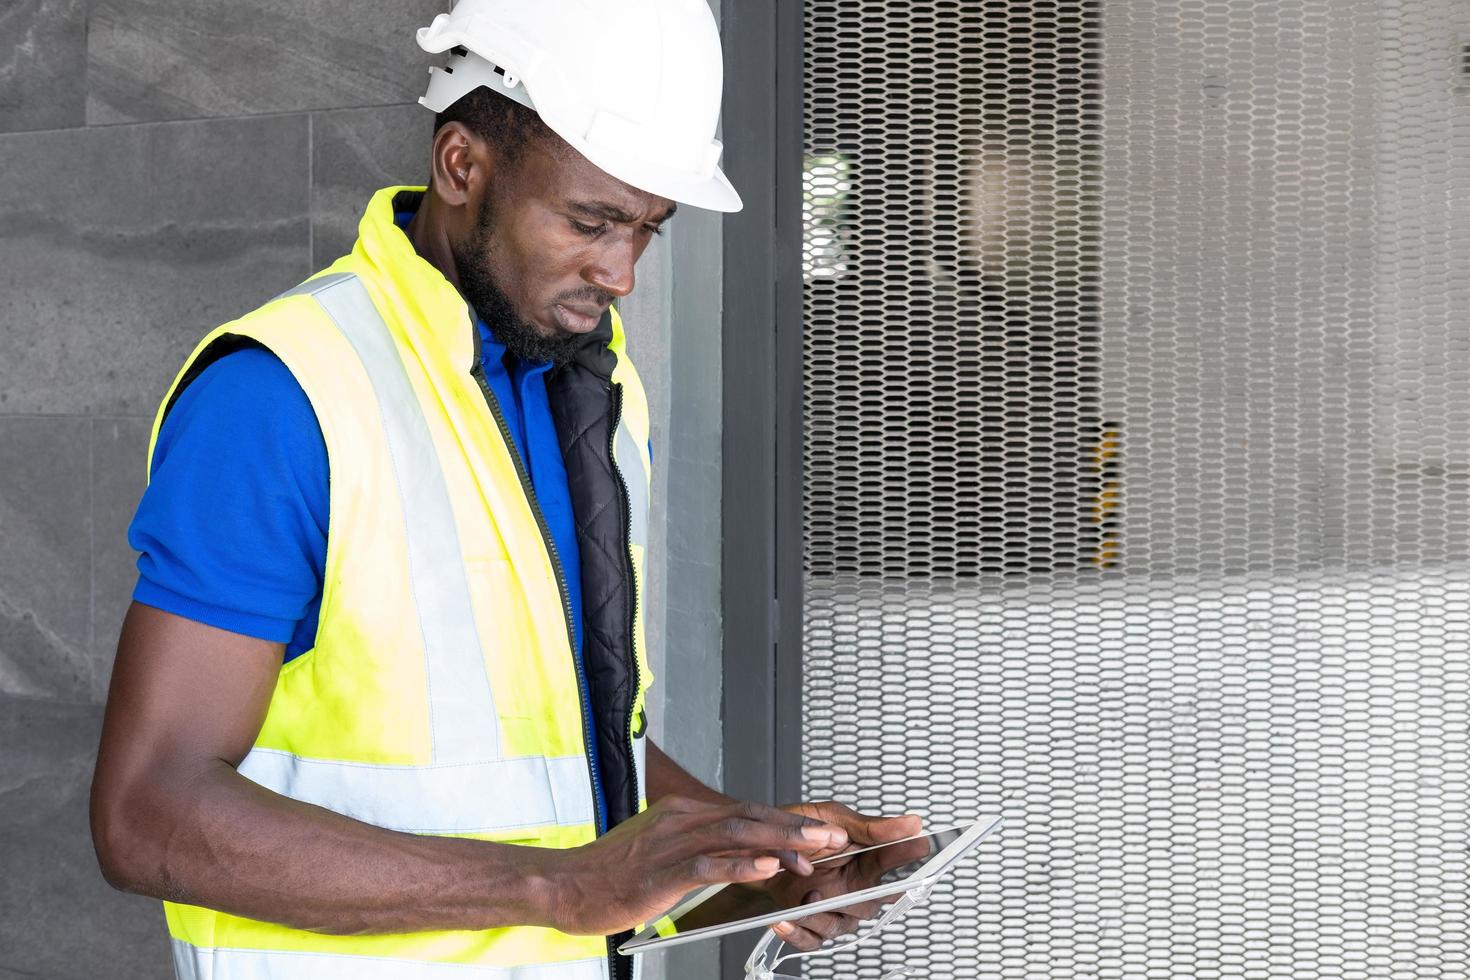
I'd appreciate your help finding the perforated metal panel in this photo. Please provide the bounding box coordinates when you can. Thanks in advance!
[800,1,1470,977]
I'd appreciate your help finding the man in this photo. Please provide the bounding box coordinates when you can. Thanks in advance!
[89,1,920,977]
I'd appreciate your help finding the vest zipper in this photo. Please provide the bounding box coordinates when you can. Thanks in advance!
[470,361,633,980]
[606,383,643,818]
[607,381,641,980]
[468,365,608,841]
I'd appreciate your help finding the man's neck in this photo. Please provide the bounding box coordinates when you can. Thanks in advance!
[403,194,464,294]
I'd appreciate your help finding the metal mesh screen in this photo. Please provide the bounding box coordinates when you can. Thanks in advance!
[800,1,1470,977]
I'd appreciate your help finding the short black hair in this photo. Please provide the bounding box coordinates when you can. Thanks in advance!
[433,85,556,167]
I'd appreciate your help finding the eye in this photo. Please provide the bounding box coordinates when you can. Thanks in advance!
[570,219,606,238]
[644,223,666,237]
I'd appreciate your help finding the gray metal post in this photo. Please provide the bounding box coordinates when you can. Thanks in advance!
[719,0,807,975]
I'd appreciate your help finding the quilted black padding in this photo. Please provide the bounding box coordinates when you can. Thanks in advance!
[548,311,641,836]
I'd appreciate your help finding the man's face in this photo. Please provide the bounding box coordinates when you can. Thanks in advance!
[451,136,676,365]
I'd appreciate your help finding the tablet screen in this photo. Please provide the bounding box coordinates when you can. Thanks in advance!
[630,825,967,945]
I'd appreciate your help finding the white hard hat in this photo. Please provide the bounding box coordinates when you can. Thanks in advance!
[417,0,742,214]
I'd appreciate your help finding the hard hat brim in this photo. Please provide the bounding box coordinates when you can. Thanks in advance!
[665,165,743,214]
[560,142,744,214]
[701,168,745,214]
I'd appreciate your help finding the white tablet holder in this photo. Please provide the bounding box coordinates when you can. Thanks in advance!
[743,877,936,980]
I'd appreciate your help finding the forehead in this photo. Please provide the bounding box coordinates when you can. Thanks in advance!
[516,135,674,219]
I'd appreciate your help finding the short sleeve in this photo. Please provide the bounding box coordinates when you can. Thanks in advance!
[128,346,330,646]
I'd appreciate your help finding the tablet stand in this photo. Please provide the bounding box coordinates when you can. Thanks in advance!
[742,878,935,980]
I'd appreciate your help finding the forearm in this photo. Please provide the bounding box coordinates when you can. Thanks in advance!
[92,759,559,935]
[646,738,734,807]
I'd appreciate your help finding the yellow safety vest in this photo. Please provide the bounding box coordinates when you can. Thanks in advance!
[148,186,656,980]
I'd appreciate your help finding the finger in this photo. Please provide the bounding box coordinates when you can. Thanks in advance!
[771,919,825,953]
[780,800,850,823]
[769,801,852,846]
[704,820,840,857]
[696,806,849,855]
[876,834,934,870]
[855,810,924,843]
[853,833,933,879]
[827,896,886,921]
[786,801,922,851]
[780,908,859,945]
[683,853,783,888]
[771,849,813,875]
[718,849,816,875]
[719,799,851,842]
[793,888,865,940]
[804,907,858,938]
[889,813,925,838]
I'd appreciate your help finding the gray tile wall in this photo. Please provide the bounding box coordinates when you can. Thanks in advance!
[0,1,723,977]
[0,697,168,977]
[3,2,442,976]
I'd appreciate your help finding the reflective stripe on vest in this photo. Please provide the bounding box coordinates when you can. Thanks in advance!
[611,420,649,554]
[171,942,611,980]
[236,748,595,835]
[229,272,581,838]
[272,272,501,765]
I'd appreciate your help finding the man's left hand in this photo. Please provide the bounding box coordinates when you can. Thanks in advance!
[778,800,922,862]
[763,801,922,951]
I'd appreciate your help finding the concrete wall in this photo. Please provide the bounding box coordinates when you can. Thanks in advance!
[643,78,727,980]
[615,7,726,979]
[0,1,725,976]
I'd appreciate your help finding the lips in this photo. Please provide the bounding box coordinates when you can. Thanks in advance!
[552,303,604,333]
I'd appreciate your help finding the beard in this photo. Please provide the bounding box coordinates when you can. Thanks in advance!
[451,194,583,367]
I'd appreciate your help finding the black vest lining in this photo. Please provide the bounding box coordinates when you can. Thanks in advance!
[548,332,640,837]
[157,334,268,431]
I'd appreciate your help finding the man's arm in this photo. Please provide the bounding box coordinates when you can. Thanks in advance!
[645,738,733,807]
[90,602,562,935]
[92,604,844,937]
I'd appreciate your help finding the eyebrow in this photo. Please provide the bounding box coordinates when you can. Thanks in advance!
[569,200,678,226]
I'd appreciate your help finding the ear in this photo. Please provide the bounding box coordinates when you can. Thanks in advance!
[428,121,495,209]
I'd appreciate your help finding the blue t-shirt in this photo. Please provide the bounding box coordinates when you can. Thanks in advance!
[132,227,584,660]
[128,213,602,816]
[131,330,586,661]
[130,345,332,656]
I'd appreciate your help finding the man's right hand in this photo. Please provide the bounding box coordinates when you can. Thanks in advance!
[540,795,849,937]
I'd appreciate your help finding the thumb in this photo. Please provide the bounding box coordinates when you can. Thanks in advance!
[866,811,923,840]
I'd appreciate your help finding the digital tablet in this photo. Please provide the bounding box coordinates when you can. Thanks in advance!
[617,814,1002,953]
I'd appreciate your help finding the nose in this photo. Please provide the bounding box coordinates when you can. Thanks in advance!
[584,239,637,299]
